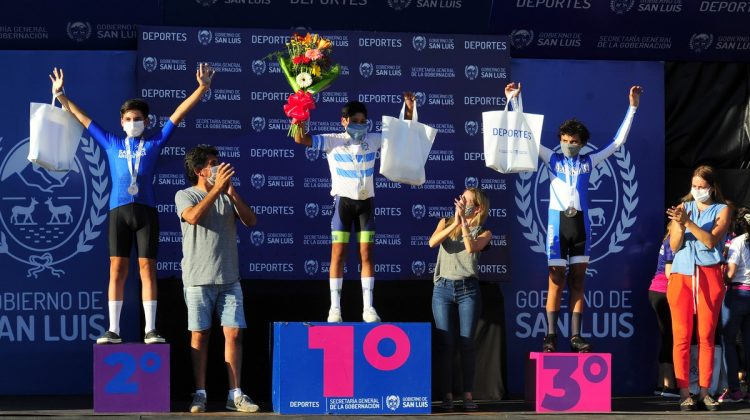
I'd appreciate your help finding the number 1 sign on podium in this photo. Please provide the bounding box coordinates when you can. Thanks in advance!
[525,352,611,412]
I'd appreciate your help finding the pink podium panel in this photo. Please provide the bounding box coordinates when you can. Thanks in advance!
[525,352,611,412]
[93,344,170,413]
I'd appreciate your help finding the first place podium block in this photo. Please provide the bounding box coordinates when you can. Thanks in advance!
[272,322,431,415]
[93,343,170,413]
[525,352,611,413]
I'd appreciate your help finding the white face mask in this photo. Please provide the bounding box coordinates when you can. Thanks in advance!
[123,120,145,138]
[205,165,219,185]
[691,187,711,203]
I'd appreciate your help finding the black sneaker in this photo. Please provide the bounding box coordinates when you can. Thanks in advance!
[96,331,122,344]
[699,394,720,411]
[570,335,592,353]
[543,334,557,352]
[144,329,166,344]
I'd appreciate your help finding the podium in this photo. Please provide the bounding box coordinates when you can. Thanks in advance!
[525,352,611,412]
[272,322,431,414]
[93,344,170,413]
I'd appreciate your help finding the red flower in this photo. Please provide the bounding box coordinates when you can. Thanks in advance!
[292,55,311,65]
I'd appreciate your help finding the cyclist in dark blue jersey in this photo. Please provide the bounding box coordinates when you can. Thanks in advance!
[49,63,215,344]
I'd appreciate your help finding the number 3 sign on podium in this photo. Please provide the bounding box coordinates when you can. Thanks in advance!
[526,352,611,412]
[272,322,431,415]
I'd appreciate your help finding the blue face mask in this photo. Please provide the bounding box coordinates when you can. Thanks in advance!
[346,123,368,143]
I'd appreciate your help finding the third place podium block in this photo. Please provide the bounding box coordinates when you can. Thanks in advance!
[272,322,431,415]
[526,351,612,413]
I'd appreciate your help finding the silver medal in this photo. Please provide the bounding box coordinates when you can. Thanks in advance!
[564,206,578,217]
[127,184,139,196]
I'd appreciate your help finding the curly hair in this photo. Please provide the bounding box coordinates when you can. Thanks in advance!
[558,119,590,144]
[184,144,218,186]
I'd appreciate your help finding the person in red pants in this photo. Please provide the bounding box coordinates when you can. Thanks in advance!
[666,165,731,411]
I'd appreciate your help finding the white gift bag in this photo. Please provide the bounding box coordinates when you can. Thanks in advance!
[380,103,437,186]
[482,93,543,173]
[28,95,83,172]
[689,344,725,396]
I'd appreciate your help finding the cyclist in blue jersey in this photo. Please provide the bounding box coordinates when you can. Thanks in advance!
[49,63,215,344]
[293,93,416,323]
[505,82,642,353]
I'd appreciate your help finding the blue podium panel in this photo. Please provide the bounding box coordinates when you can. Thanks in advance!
[93,344,170,413]
[272,322,431,415]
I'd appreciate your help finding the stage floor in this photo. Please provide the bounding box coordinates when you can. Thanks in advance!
[2,396,750,418]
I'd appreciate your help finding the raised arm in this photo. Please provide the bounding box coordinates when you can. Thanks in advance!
[505,82,552,163]
[294,122,313,147]
[50,67,92,129]
[589,85,643,166]
[169,62,215,125]
[403,91,414,120]
[226,180,257,228]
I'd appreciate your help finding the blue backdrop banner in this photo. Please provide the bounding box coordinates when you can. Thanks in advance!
[0,51,139,394]
[137,25,512,281]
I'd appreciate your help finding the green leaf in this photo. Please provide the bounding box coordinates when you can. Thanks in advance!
[278,56,300,92]
[307,64,340,94]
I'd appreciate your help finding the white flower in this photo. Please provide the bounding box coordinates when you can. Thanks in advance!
[296,72,313,88]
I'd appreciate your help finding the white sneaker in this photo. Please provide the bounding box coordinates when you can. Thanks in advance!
[327,307,343,323]
[362,307,381,323]
[226,394,259,413]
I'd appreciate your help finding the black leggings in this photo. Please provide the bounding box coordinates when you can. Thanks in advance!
[648,290,673,364]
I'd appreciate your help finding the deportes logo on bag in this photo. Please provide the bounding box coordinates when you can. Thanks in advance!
[411,260,426,276]
[510,30,534,49]
[359,62,374,78]
[465,121,479,136]
[411,204,426,220]
[412,36,427,51]
[689,33,713,53]
[198,29,213,46]
[250,173,265,189]
[515,144,639,268]
[142,57,158,72]
[305,202,319,218]
[66,22,92,42]
[251,117,266,133]
[464,65,479,81]
[304,259,319,275]
[610,0,635,14]
[388,0,412,10]
[250,230,265,246]
[305,147,320,162]
[465,177,479,189]
[0,136,109,278]
[386,395,401,411]
[251,60,266,75]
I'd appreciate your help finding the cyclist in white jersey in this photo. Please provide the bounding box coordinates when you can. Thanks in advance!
[506,82,643,352]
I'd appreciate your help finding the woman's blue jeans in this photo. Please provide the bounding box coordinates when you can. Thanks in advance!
[432,277,481,395]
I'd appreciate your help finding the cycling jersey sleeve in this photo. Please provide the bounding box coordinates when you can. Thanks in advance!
[86,120,116,149]
[152,119,176,147]
[590,106,637,166]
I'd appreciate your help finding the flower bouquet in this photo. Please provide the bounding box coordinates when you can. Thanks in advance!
[268,33,341,137]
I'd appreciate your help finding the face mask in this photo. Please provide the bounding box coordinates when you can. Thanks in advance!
[691,187,711,203]
[464,204,475,217]
[560,142,582,158]
[206,165,219,185]
[346,123,368,143]
[123,120,145,138]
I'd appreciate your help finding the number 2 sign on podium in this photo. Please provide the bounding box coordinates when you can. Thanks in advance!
[526,352,611,412]
[93,344,170,413]
[272,322,431,415]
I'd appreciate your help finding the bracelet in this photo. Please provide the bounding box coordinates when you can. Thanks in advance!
[54,91,63,98]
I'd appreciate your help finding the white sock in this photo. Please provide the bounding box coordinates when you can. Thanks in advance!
[143,300,157,333]
[229,387,243,400]
[330,278,343,309]
[361,277,374,309]
[108,300,123,335]
[195,389,206,397]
